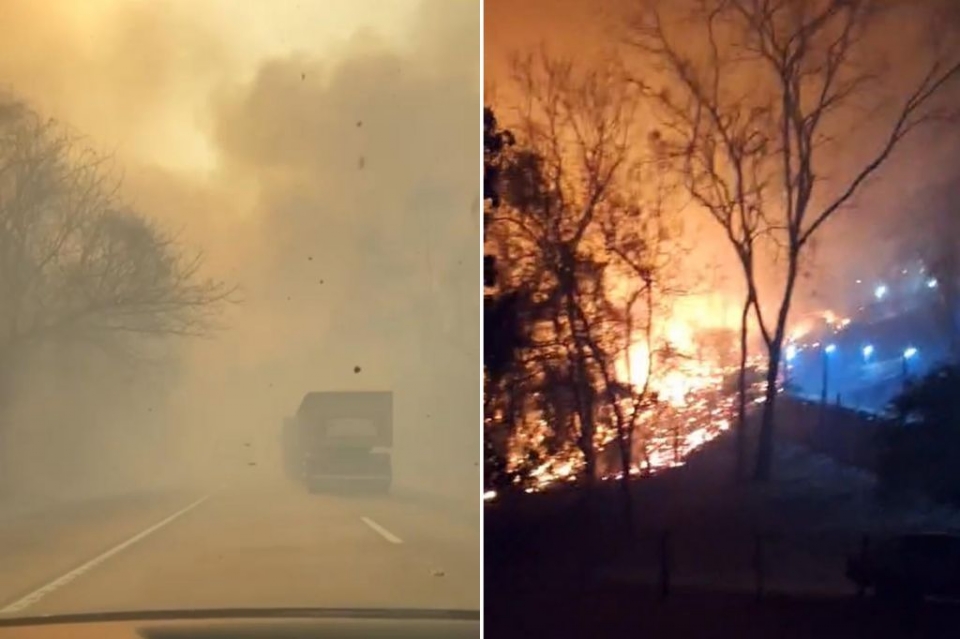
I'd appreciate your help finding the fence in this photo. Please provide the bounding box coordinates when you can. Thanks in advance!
[591,527,871,600]
[776,396,890,473]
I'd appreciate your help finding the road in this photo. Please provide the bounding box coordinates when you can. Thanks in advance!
[0,473,479,618]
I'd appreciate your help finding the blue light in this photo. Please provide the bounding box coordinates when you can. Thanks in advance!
[904,347,918,359]
[785,344,797,361]
[825,343,837,354]
[862,344,874,359]
[874,284,888,300]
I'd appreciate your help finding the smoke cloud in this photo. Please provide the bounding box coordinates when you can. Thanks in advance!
[485,0,960,327]
[0,0,481,501]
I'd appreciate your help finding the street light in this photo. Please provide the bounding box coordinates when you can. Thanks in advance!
[902,347,918,382]
[818,343,838,428]
[783,344,798,389]
[785,344,797,361]
[821,343,836,405]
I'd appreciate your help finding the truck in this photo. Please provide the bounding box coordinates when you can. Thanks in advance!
[282,391,393,494]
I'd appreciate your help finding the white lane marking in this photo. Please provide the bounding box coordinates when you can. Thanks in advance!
[360,516,403,544]
[0,493,215,615]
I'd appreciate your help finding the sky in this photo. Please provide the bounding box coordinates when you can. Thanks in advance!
[0,0,482,497]
[484,0,960,326]
[0,0,421,172]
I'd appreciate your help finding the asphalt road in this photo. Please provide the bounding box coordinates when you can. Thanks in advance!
[0,473,479,618]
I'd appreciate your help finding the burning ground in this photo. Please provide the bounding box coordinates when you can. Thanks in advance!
[491,351,769,495]
[487,413,960,599]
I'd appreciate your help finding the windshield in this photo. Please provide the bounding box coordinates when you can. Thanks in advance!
[0,0,480,620]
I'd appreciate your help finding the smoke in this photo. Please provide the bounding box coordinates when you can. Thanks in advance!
[0,1,480,502]
[485,0,960,329]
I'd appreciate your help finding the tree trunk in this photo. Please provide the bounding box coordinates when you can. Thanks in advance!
[563,283,597,484]
[580,419,596,481]
[618,295,641,530]
[673,424,680,466]
[736,296,751,482]
[571,352,596,482]
[752,247,799,482]
[570,346,596,481]
[753,344,782,482]
[618,433,634,533]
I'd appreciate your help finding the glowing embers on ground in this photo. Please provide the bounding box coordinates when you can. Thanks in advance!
[504,416,586,493]
[502,329,764,494]
[789,310,852,344]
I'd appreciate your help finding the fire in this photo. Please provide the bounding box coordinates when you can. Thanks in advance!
[618,312,731,407]
[791,310,850,342]
[494,294,773,498]
[512,328,755,494]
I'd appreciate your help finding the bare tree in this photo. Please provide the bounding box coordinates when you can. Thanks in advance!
[630,15,774,480]
[889,177,960,361]
[624,0,960,480]
[600,159,687,486]
[488,49,641,483]
[0,99,234,374]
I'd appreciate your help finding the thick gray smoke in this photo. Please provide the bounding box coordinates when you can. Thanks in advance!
[0,0,480,505]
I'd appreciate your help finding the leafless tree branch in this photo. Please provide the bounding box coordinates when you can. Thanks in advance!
[0,98,236,367]
[623,0,960,480]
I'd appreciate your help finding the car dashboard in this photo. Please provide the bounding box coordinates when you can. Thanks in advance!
[0,608,480,639]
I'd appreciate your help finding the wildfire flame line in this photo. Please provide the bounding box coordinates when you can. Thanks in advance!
[502,317,768,494]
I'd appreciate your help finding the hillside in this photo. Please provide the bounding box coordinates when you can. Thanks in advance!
[487,420,960,597]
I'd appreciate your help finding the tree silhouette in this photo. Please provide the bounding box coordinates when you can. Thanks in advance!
[625,0,960,480]
[0,99,234,374]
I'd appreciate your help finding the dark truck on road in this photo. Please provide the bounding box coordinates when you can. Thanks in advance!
[282,391,393,494]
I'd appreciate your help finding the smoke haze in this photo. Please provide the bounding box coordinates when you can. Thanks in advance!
[485,0,960,329]
[0,0,481,504]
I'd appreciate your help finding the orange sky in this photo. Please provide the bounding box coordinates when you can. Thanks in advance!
[485,0,613,86]
[483,0,960,322]
[0,0,421,173]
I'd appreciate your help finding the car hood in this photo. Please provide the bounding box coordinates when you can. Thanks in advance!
[0,608,480,639]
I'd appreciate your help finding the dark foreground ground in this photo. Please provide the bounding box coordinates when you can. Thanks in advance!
[487,487,960,639]
[486,582,960,639]
[485,424,960,638]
